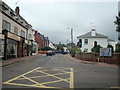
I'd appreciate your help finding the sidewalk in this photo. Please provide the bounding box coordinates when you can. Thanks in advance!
[1,55,38,67]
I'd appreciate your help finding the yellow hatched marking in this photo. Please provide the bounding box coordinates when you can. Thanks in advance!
[3,67,74,88]
[3,82,57,88]
[110,87,120,88]
[3,67,42,83]
[35,70,69,82]
[70,68,74,88]
[21,75,46,88]
[17,72,70,80]
[34,78,70,85]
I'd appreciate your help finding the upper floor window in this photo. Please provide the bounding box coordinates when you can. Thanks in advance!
[84,39,88,44]
[14,26,18,35]
[21,30,25,38]
[29,34,32,40]
[2,20,11,31]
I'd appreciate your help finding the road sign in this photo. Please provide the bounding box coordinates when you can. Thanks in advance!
[100,48,112,56]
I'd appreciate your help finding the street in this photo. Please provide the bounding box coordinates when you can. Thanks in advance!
[2,54,118,88]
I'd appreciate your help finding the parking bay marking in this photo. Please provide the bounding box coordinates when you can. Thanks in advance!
[3,67,74,88]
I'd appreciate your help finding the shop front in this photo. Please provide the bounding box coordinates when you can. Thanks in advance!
[25,40,33,56]
[32,41,38,55]
[0,34,4,60]
[6,32,20,59]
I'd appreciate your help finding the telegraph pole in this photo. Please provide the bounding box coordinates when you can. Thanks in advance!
[71,28,73,44]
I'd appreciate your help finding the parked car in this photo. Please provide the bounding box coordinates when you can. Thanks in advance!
[46,50,55,56]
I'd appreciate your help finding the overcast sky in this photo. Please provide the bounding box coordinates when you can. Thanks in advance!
[3,0,119,44]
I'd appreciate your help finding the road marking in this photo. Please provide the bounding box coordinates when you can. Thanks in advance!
[35,69,69,82]
[110,87,120,88]
[65,56,69,61]
[3,67,74,88]
[70,68,74,88]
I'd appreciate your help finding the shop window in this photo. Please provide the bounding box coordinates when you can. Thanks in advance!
[29,34,32,40]
[2,20,11,31]
[21,30,25,38]
[14,26,18,35]
[84,39,88,45]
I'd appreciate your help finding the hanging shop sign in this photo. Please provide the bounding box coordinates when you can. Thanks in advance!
[25,40,32,45]
[7,32,20,41]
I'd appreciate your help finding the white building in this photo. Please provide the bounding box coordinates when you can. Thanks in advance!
[49,42,56,50]
[77,29,116,52]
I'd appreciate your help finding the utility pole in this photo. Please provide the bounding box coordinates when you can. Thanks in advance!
[71,28,73,44]
[67,28,73,44]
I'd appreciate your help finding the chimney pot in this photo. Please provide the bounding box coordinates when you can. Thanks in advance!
[15,6,20,16]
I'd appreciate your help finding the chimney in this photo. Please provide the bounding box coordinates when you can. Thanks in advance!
[91,29,96,36]
[15,6,20,16]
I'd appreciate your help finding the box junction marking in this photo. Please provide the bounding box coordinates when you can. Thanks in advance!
[3,67,74,88]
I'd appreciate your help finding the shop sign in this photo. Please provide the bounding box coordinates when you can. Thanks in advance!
[8,32,20,41]
[25,40,28,44]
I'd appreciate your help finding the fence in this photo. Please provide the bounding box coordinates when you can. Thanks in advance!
[75,52,120,64]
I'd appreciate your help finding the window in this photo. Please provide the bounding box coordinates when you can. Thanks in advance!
[21,30,25,38]
[84,39,88,44]
[2,20,11,31]
[14,26,18,35]
[29,34,32,40]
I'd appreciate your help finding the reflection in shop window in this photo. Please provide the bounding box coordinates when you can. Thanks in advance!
[7,44,16,55]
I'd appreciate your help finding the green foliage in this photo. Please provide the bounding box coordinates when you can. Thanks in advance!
[115,43,120,53]
[114,12,120,32]
[39,47,54,51]
[70,44,81,57]
[83,49,88,53]
[107,44,114,53]
[91,45,102,53]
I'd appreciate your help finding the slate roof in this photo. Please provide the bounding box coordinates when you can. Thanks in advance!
[77,31,108,38]
[107,38,115,42]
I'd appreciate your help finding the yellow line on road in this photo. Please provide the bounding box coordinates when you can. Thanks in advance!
[17,72,70,80]
[35,70,69,82]
[35,78,70,85]
[3,67,42,83]
[70,68,74,88]
[110,87,120,88]
[22,75,46,88]
[3,82,57,88]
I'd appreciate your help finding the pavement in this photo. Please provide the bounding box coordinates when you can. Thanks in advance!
[1,55,38,67]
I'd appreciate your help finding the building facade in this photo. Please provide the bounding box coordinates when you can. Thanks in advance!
[1,2,37,59]
[34,31,49,49]
[77,29,115,52]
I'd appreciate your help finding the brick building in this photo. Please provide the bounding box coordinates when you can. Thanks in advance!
[34,31,49,49]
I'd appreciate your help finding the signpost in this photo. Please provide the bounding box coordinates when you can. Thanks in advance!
[100,48,112,56]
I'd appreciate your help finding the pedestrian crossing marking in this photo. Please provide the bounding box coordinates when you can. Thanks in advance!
[3,67,74,88]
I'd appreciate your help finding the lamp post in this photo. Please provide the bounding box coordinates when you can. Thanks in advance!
[67,28,73,44]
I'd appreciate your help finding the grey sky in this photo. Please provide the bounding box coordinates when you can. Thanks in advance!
[3,0,119,44]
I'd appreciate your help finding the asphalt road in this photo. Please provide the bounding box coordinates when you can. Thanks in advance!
[2,54,119,89]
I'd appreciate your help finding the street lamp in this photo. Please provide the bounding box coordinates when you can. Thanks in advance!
[67,28,73,44]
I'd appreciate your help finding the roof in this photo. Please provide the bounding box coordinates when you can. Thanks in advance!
[77,31,108,38]
[107,38,115,42]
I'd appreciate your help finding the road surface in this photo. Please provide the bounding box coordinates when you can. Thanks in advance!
[2,54,119,88]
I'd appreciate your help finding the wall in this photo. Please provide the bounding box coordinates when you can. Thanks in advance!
[75,52,120,64]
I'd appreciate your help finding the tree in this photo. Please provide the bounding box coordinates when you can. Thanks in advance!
[107,44,114,53]
[91,45,102,53]
[114,12,120,42]
[115,43,120,53]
